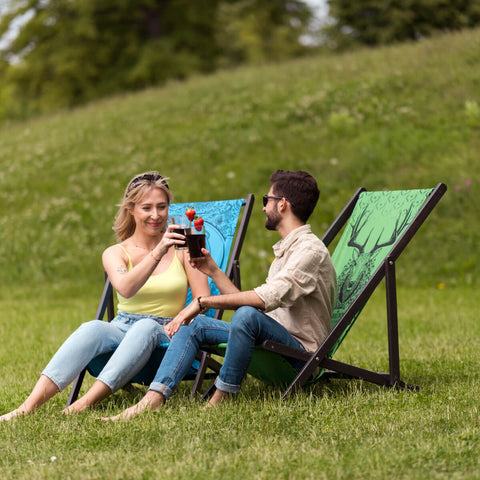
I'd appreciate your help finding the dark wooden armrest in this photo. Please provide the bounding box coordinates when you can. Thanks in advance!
[261,340,312,362]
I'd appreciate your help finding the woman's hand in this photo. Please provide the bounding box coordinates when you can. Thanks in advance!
[152,225,185,260]
[164,300,200,336]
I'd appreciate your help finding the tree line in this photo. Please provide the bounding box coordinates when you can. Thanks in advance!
[326,0,480,49]
[1,0,480,122]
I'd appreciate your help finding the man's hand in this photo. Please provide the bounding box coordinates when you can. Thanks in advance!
[189,248,220,278]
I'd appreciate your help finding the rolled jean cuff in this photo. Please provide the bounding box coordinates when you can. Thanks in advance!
[149,382,173,400]
[95,375,116,392]
[41,371,63,392]
[215,376,241,395]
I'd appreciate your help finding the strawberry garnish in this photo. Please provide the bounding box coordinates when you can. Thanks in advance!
[194,217,204,231]
[185,207,196,222]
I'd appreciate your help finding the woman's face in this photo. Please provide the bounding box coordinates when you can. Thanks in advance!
[130,187,170,235]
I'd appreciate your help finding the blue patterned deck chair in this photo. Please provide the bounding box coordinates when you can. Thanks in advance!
[66,195,254,406]
[195,184,446,400]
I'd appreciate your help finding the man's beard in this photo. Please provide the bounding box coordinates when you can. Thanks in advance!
[265,210,281,231]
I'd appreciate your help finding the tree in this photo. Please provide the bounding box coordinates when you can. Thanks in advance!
[325,0,480,49]
[0,0,313,117]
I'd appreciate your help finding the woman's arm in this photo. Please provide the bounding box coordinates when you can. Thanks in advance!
[102,246,158,298]
[103,227,179,298]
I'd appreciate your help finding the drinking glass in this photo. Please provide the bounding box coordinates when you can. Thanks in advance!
[170,215,189,250]
[186,224,206,258]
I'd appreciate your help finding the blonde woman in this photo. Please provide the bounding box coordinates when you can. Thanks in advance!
[1,172,209,421]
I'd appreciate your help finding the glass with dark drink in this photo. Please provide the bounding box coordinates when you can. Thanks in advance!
[170,215,188,250]
[186,224,206,258]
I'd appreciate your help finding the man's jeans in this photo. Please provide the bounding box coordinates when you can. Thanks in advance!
[149,306,305,398]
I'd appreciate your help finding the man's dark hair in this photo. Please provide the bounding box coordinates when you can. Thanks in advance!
[269,170,320,223]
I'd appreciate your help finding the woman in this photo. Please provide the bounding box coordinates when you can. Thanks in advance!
[0,171,209,421]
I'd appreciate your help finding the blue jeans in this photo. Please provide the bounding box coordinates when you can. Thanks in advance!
[42,312,171,392]
[149,306,305,398]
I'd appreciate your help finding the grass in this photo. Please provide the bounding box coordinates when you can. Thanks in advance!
[0,287,479,479]
[0,27,479,478]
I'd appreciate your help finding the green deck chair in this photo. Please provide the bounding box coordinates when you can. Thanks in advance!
[66,195,254,406]
[195,184,447,399]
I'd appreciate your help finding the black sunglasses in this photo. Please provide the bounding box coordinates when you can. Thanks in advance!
[262,195,295,208]
[126,173,168,194]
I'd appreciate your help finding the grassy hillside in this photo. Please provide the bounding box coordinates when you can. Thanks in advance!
[0,28,479,300]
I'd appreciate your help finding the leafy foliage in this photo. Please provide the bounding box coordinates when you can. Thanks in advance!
[326,0,480,48]
[0,0,313,118]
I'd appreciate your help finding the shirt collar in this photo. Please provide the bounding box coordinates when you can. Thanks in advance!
[272,224,312,258]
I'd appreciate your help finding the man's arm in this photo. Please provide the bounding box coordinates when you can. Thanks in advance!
[164,290,265,336]
[200,290,265,312]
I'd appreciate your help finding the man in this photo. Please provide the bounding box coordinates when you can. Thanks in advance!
[103,170,337,420]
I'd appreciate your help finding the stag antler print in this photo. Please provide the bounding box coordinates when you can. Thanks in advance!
[372,204,416,251]
[347,208,372,254]
[336,203,417,311]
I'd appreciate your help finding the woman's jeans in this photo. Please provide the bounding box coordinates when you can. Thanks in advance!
[42,312,171,392]
[150,306,305,398]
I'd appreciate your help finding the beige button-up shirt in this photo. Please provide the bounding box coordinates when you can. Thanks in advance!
[254,225,337,353]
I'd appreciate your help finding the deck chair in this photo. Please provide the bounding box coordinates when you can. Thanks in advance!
[65,194,254,406]
[195,184,447,399]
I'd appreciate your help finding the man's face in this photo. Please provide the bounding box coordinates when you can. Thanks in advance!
[263,187,282,231]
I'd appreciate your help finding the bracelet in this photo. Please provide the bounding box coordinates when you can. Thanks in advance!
[197,296,208,314]
[150,251,161,262]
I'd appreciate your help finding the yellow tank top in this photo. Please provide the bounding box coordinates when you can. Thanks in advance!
[116,247,188,318]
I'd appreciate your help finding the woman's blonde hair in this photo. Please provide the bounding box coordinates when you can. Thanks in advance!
[113,171,172,242]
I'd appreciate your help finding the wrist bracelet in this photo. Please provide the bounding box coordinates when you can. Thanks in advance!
[197,296,208,314]
[150,251,161,262]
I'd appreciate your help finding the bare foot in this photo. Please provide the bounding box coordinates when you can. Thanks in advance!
[101,391,165,422]
[61,398,90,415]
[204,389,230,409]
[62,380,112,415]
[0,408,27,422]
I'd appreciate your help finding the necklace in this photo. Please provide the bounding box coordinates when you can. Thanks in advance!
[135,244,154,251]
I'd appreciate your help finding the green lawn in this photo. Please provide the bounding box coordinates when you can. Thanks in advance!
[0,26,479,479]
[0,287,478,479]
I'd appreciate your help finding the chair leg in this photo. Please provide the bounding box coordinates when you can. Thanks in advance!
[201,382,217,401]
[385,258,401,386]
[66,368,87,407]
[190,351,210,400]
[190,351,223,400]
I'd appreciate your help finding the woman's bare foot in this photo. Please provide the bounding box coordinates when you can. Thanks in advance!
[61,397,91,415]
[101,390,165,422]
[1,375,60,422]
[204,389,230,409]
[62,380,112,415]
[0,408,27,422]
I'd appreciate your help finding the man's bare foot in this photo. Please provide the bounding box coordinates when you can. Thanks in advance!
[204,389,230,409]
[101,390,165,422]
[0,408,27,422]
